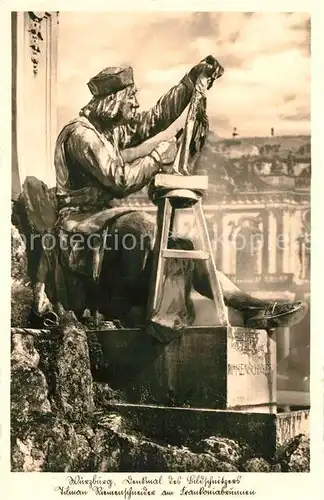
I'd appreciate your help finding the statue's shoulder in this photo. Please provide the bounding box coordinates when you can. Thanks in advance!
[57,117,113,150]
[58,116,95,136]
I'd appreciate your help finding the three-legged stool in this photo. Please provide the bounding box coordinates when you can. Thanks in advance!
[147,174,229,326]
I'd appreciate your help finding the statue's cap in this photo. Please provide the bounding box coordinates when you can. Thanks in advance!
[87,66,134,97]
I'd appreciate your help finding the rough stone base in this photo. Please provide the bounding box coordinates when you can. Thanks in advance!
[11,323,310,472]
[106,403,310,461]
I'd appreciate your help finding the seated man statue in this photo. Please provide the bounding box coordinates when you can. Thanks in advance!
[28,55,307,336]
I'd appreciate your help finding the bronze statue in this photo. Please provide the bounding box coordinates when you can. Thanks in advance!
[21,56,307,333]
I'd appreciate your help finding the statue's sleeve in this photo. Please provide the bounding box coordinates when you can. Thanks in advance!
[118,74,194,148]
[65,127,160,198]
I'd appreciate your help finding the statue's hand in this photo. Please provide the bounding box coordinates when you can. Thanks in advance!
[189,55,224,88]
[151,138,178,166]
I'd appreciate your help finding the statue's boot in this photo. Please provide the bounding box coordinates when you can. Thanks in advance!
[241,301,308,329]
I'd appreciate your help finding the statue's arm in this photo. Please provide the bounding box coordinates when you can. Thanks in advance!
[118,74,194,148]
[65,127,161,198]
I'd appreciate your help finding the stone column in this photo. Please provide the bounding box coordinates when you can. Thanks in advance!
[282,209,292,273]
[290,209,301,280]
[275,209,284,274]
[282,327,291,358]
[12,12,59,194]
[267,210,277,274]
[222,214,235,275]
[12,14,21,200]
[215,210,223,270]
[277,324,292,363]
[261,210,269,275]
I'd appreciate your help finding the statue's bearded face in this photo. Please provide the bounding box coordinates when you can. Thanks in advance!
[117,87,140,124]
[81,85,140,130]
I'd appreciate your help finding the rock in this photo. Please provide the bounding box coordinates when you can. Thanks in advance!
[10,326,240,474]
[96,412,131,434]
[87,331,105,371]
[91,413,239,473]
[45,420,93,472]
[83,311,117,331]
[34,333,61,400]
[275,434,310,472]
[242,457,271,472]
[10,330,52,471]
[11,225,33,327]
[90,413,132,471]
[54,311,95,422]
[90,427,122,472]
[270,463,282,472]
[120,440,239,473]
[165,447,239,473]
[11,280,34,327]
[11,415,93,472]
[11,224,28,280]
[93,382,124,407]
[11,331,52,428]
[13,303,305,474]
[288,435,310,472]
[12,433,48,472]
[195,436,251,467]
[11,414,54,472]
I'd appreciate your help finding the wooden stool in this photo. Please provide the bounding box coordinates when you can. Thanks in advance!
[147,174,229,326]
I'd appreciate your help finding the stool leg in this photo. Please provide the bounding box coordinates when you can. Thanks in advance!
[193,199,229,326]
[147,197,173,318]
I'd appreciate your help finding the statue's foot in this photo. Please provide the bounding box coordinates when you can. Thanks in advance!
[243,301,308,329]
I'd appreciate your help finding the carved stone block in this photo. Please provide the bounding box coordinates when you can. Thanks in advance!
[93,326,276,412]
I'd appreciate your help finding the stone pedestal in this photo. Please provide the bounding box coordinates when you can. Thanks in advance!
[94,326,276,413]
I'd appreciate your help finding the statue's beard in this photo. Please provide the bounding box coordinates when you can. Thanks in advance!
[90,108,138,132]
[110,107,139,126]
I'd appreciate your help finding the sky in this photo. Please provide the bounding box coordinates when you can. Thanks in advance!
[57,12,310,139]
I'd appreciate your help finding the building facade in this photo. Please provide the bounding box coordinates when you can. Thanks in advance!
[121,136,310,306]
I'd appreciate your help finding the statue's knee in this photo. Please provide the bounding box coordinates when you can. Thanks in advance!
[110,212,154,255]
[114,212,155,239]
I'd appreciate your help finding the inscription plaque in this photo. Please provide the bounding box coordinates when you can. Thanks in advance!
[227,328,276,411]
